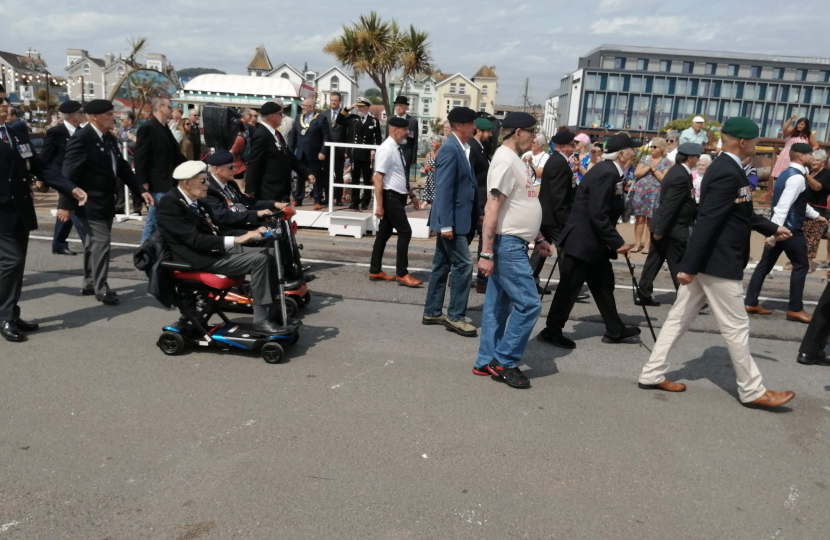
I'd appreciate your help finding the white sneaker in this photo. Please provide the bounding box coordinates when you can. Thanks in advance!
[629,216,636,225]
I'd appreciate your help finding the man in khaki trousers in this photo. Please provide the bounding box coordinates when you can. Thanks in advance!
[637,117,796,409]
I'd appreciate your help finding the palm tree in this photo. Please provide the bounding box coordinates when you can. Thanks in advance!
[124,37,148,115]
[324,12,435,117]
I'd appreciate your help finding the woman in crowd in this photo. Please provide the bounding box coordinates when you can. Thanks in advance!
[692,153,712,201]
[420,135,442,206]
[805,150,830,272]
[573,133,592,184]
[771,114,820,183]
[230,120,248,190]
[523,134,549,186]
[178,118,194,160]
[629,137,672,253]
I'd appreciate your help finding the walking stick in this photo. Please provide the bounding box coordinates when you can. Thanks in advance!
[624,254,657,341]
[540,251,562,300]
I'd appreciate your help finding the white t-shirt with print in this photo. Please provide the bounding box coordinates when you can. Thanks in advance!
[522,150,549,186]
[489,146,543,243]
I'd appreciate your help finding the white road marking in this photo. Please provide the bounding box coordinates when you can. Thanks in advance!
[784,485,799,509]
[0,521,20,533]
[28,236,818,305]
[330,360,394,390]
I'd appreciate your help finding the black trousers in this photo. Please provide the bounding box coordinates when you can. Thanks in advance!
[351,159,373,206]
[370,191,412,277]
[545,253,626,336]
[0,213,28,321]
[637,235,685,300]
[530,224,562,280]
[800,281,830,355]
[115,177,143,214]
[52,213,88,251]
[296,155,324,204]
[745,232,808,312]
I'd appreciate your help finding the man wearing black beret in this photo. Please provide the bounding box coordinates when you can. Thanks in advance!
[61,99,153,306]
[745,141,824,323]
[539,133,642,349]
[639,117,795,409]
[245,101,316,204]
[634,142,704,306]
[41,100,88,256]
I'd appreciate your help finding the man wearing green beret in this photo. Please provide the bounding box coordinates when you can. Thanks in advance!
[745,142,825,323]
[469,116,493,293]
[638,116,797,409]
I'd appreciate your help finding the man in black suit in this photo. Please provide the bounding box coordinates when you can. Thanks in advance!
[320,92,346,206]
[798,268,830,366]
[530,130,576,284]
[202,151,292,232]
[337,97,382,210]
[136,96,186,244]
[539,133,641,349]
[61,99,152,306]
[41,100,88,256]
[388,95,420,182]
[245,101,315,204]
[0,93,87,342]
[288,98,326,208]
[188,107,202,159]
[638,117,796,409]
[469,117,493,293]
[635,142,703,306]
[158,161,285,334]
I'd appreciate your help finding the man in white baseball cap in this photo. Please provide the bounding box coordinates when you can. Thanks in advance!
[680,116,709,146]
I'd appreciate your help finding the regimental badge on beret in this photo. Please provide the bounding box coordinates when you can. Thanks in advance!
[205,150,234,166]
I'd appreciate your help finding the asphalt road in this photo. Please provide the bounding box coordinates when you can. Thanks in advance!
[1,224,829,539]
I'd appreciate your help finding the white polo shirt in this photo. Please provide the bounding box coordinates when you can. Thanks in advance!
[374,136,408,194]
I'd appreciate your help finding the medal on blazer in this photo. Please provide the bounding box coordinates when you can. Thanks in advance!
[180,199,219,234]
[299,113,318,136]
[735,186,752,204]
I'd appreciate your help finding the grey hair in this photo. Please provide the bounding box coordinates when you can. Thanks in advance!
[813,149,828,164]
[430,135,443,144]
[602,151,619,161]
[698,154,713,166]
[150,96,169,112]
[535,134,547,147]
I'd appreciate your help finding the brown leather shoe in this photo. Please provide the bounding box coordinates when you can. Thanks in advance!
[786,310,812,323]
[743,390,795,409]
[745,305,773,315]
[475,282,487,294]
[397,274,423,288]
[638,379,687,392]
[369,272,396,281]
[313,204,323,211]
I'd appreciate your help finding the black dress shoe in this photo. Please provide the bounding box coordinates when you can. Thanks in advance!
[348,203,359,210]
[52,247,77,256]
[360,203,370,211]
[13,317,39,332]
[1,320,26,342]
[335,199,344,207]
[95,292,120,305]
[576,293,590,302]
[536,285,551,295]
[81,288,95,296]
[635,295,661,307]
[253,320,293,335]
[537,328,576,349]
[602,326,641,343]
[797,352,830,366]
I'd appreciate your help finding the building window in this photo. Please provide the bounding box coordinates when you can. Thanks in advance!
[479,102,486,112]
[823,71,830,83]
[422,99,430,114]
[774,67,784,80]
[280,73,289,79]
[459,83,466,94]
[660,60,671,72]
[330,75,339,91]
[728,64,739,77]
[449,83,456,93]
[796,69,807,81]
[446,100,451,113]
[682,61,693,74]
[421,122,428,135]
[305,73,314,81]
[637,59,648,71]
[86,82,94,95]
[614,57,626,69]
[424,82,431,92]
[705,63,717,75]
[83,63,90,75]
[482,85,488,96]
[453,100,462,108]
[750,66,762,78]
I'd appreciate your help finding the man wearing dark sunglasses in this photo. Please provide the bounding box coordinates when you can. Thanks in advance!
[665,130,680,162]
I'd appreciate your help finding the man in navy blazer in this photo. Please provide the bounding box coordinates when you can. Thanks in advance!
[288,98,326,208]
[422,107,481,337]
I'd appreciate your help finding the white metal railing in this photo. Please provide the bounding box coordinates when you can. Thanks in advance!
[115,144,142,223]
[324,142,381,227]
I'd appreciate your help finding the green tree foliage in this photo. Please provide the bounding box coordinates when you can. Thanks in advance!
[364,88,382,98]
[660,115,721,141]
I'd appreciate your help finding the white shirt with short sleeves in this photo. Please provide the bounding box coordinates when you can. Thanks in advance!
[374,136,408,194]
[488,145,543,243]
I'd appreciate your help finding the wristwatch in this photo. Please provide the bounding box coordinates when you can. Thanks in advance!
[480,252,494,260]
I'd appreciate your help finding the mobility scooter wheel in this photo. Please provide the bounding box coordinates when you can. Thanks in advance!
[284,296,299,318]
[158,331,185,356]
[300,291,311,307]
[261,342,286,364]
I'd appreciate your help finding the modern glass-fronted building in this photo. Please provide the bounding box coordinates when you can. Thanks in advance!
[545,45,830,140]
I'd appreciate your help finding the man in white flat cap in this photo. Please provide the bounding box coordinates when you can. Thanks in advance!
[680,116,709,146]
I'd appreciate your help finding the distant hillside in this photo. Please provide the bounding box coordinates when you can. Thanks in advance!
[177,68,226,79]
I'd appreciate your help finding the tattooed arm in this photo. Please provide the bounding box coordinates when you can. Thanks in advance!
[478,189,507,277]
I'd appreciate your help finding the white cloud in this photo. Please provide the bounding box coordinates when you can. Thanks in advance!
[589,16,712,40]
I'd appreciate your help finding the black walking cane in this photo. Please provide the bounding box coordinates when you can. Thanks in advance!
[540,251,562,300]
[624,254,657,341]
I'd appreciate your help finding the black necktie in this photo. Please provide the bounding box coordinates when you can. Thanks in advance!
[0,127,8,144]
[225,184,237,203]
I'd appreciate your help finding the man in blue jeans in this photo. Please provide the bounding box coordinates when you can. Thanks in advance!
[473,112,552,389]
[422,107,481,337]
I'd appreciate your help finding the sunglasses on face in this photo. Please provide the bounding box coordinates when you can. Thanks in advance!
[667,139,676,143]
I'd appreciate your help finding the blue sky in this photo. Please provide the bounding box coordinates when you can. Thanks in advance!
[5,0,830,104]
